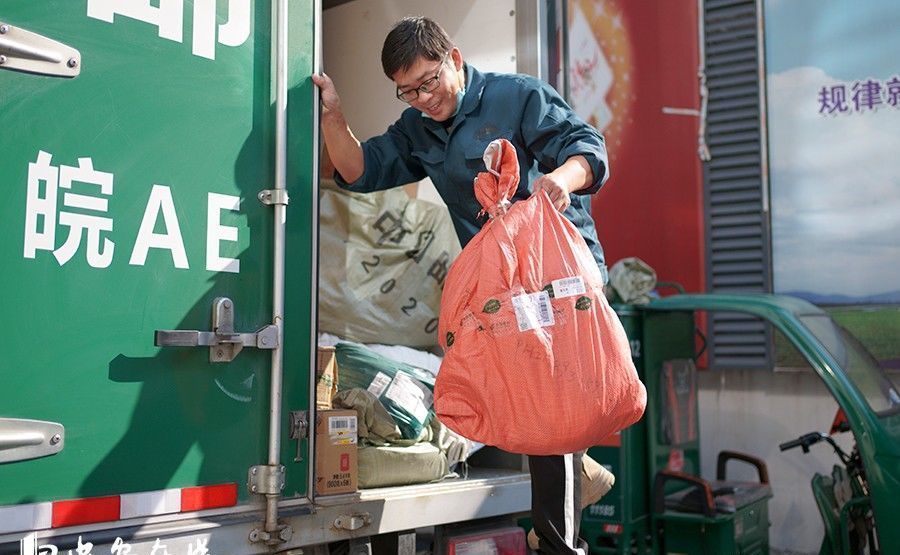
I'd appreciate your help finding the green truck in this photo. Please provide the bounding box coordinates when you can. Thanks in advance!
[0,2,532,553]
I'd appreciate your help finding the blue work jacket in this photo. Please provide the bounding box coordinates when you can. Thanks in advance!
[335,64,610,282]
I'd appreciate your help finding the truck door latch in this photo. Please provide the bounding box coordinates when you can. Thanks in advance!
[154,297,278,362]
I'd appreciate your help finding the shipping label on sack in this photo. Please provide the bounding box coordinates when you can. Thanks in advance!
[329,414,358,445]
[511,291,555,331]
[367,371,392,398]
[384,372,433,424]
[551,276,587,299]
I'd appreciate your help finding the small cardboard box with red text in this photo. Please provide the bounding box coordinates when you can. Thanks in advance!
[314,409,358,495]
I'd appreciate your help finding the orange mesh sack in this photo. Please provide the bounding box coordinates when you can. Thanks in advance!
[435,139,646,456]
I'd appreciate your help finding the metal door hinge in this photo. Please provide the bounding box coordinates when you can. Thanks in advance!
[248,464,286,496]
[155,297,278,362]
[0,418,65,463]
[248,523,292,546]
[247,463,288,545]
[0,21,81,77]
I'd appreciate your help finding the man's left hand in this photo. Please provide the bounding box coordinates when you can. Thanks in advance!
[532,173,572,212]
[530,155,593,212]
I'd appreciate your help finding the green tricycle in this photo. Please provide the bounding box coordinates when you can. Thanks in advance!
[580,294,900,555]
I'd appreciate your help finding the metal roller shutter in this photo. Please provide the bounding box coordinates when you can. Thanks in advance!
[703,0,772,368]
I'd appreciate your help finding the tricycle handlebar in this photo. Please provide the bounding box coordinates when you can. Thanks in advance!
[779,431,852,465]
[779,431,827,453]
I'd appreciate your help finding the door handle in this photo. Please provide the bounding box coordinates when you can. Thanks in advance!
[155,297,278,362]
[0,21,81,77]
[0,418,64,464]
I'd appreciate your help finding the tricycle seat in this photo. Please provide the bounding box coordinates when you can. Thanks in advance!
[665,480,772,515]
[653,470,773,555]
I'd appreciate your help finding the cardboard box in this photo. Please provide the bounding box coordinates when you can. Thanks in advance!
[316,346,339,409]
[315,409,358,495]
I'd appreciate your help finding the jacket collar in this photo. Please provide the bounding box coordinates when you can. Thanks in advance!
[458,63,484,118]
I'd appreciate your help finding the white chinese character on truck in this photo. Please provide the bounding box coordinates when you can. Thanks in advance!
[23,151,241,273]
[86,0,251,60]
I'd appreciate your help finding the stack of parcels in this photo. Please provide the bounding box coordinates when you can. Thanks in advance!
[325,341,473,489]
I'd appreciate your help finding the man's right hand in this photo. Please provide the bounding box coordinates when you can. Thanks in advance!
[311,72,365,183]
[312,72,342,116]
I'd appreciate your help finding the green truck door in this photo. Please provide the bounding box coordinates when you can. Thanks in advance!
[0,0,315,521]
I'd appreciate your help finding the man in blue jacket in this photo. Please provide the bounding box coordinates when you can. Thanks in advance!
[313,16,611,554]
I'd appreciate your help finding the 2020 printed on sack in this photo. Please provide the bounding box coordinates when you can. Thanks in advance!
[435,139,647,456]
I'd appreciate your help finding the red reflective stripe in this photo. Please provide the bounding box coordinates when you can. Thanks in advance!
[180,484,238,512]
[52,496,120,528]
[41,484,238,530]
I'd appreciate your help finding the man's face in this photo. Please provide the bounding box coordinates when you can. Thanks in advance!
[393,49,463,122]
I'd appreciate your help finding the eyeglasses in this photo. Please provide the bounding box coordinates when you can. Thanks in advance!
[396,54,449,103]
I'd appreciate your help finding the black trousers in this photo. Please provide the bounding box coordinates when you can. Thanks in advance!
[528,451,587,554]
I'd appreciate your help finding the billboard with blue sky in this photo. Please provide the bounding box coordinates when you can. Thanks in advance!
[765,0,900,304]
[765,0,900,369]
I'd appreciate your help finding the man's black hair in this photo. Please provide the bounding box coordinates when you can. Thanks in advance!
[381,16,454,79]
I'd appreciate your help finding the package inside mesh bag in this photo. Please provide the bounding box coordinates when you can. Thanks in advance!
[435,139,646,456]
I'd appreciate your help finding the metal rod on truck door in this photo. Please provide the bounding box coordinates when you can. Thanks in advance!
[266,0,289,536]
[308,0,323,503]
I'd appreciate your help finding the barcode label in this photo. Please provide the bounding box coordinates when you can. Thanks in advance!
[552,276,586,298]
[367,372,391,398]
[328,417,356,432]
[511,291,554,332]
[328,415,358,445]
